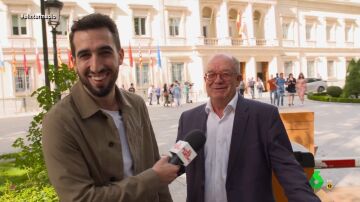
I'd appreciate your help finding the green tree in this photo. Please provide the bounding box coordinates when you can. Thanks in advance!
[0,63,77,198]
[343,59,360,98]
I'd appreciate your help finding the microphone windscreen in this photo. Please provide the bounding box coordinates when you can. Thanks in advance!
[184,129,206,152]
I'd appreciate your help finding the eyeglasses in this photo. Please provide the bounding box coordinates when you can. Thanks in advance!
[205,72,236,81]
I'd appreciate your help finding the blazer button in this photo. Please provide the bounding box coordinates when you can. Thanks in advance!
[108,141,114,147]
[110,177,116,181]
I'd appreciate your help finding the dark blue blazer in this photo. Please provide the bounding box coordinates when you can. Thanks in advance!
[176,95,320,202]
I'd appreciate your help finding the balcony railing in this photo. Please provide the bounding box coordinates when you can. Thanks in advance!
[204,38,218,45]
[231,38,247,46]
[256,39,267,46]
[8,36,36,48]
[327,41,336,48]
[345,41,354,48]
[282,39,295,47]
[305,40,316,47]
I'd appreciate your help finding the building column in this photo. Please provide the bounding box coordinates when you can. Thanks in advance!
[269,56,279,76]
[267,5,278,46]
[245,3,254,46]
[298,14,306,47]
[318,57,327,79]
[294,59,301,76]
[337,18,345,47]
[217,1,231,45]
[337,57,346,81]
[188,0,203,45]
[355,20,360,47]
[300,56,307,77]
[246,57,256,80]
[317,17,326,47]
[190,55,205,96]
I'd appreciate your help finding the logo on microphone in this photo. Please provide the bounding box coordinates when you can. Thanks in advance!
[182,148,192,161]
[170,140,197,166]
[174,142,182,150]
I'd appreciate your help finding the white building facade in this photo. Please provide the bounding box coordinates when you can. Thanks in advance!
[0,0,359,100]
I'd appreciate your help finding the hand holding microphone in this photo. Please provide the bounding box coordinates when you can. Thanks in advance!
[152,129,206,184]
[152,156,179,184]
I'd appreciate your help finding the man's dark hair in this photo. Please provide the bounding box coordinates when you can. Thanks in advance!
[69,13,121,58]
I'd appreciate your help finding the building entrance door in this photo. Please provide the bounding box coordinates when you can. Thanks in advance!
[256,62,269,91]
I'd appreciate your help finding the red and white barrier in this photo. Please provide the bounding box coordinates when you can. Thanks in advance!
[315,158,360,169]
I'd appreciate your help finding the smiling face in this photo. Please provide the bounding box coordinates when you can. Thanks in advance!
[204,54,241,105]
[73,27,124,97]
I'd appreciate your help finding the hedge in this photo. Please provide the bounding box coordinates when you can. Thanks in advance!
[308,94,360,103]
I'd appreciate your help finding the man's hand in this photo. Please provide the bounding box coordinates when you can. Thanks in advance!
[152,156,180,184]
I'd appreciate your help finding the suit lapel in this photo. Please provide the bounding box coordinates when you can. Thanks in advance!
[226,95,249,177]
[198,107,208,202]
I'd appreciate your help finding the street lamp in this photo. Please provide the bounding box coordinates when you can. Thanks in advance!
[45,0,63,101]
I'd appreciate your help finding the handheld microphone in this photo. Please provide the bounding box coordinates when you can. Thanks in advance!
[169,129,206,166]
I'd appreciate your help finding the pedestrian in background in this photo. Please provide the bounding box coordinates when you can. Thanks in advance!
[268,74,277,105]
[247,77,255,99]
[155,86,161,105]
[172,84,181,107]
[169,84,174,107]
[297,72,307,105]
[276,73,286,107]
[238,77,245,96]
[286,73,296,106]
[256,77,264,98]
[128,83,135,93]
[147,85,154,105]
[184,82,190,103]
[163,83,169,107]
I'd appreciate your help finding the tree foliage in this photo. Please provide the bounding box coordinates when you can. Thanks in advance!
[0,63,77,200]
[343,59,360,98]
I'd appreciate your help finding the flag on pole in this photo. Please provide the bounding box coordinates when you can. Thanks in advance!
[12,49,17,75]
[156,44,162,69]
[67,48,74,69]
[22,48,28,75]
[35,47,42,74]
[128,42,133,67]
[0,43,5,73]
[149,46,154,68]
[240,20,247,39]
[138,44,143,68]
[236,11,241,35]
[57,48,63,66]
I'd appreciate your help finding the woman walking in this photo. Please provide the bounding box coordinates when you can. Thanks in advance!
[296,73,307,105]
[163,83,170,107]
[286,73,296,106]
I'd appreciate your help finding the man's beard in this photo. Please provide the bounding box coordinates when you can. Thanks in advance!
[78,68,119,97]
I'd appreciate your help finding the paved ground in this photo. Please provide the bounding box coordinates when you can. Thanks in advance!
[1,93,359,201]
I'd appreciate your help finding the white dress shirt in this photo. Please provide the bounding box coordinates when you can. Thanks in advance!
[101,109,134,177]
[204,94,238,202]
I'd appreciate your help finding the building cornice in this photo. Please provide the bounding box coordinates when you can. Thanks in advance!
[128,4,154,10]
[89,2,117,8]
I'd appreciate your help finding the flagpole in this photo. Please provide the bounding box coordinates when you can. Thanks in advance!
[40,0,50,89]
[152,64,155,85]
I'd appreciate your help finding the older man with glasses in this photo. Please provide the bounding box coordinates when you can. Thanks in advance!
[175,53,320,202]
